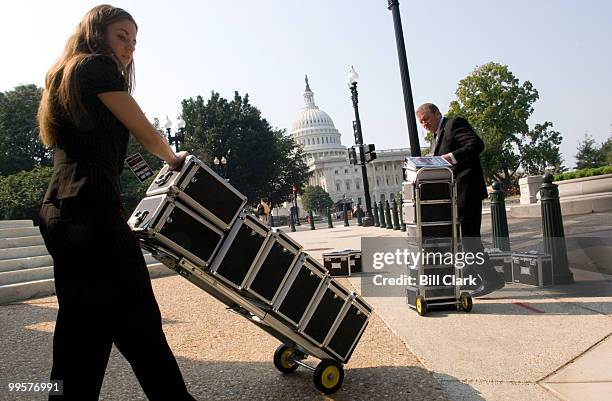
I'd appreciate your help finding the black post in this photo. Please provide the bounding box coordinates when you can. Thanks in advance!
[385,200,393,229]
[343,202,350,227]
[399,195,406,232]
[357,202,363,226]
[293,191,301,226]
[490,181,510,251]
[373,202,380,227]
[379,201,387,228]
[289,212,296,232]
[391,199,401,230]
[540,174,573,284]
[309,210,315,230]
[387,0,421,156]
[327,207,334,228]
[349,80,374,226]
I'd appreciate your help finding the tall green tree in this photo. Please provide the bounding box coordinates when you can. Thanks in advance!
[447,62,564,189]
[180,91,309,206]
[518,122,565,175]
[575,133,605,169]
[0,84,52,175]
[600,134,612,165]
[301,185,333,214]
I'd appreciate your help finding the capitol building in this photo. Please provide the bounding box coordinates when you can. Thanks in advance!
[288,77,410,212]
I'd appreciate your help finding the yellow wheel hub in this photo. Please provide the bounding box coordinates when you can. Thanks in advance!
[416,298,423,313]
[280,348,295,369]
[461,297,469,308]
[321,366,340,388]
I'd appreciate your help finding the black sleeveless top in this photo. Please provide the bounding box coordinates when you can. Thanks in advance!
[44,55,129,209]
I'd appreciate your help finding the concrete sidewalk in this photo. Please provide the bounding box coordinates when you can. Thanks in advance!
[286,212,612,401]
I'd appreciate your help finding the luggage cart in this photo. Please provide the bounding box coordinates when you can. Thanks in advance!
[402,157,473,316]
[131,155,372,394]
[144,244,370,395]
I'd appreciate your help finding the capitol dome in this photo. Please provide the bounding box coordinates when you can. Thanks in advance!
[290,76,346,163]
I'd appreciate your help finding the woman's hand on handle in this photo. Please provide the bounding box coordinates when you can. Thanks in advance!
[169,151,189,171]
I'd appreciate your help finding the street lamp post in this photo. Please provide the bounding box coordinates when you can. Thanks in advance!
[165,115,186,152]
[347,66,374,226]
[213,152,229,180]
[387,0,421,156]
[292,185,301,226]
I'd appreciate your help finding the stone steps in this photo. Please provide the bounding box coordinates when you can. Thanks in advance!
[0,227,41,239]
[0,245,49,260]
[0,220,33,229]
[0,236,46,250]
[0,220,175,305]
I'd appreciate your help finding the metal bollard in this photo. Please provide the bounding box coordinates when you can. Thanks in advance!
[378,201,386,228]
[295,207,301,226]
[399,196,406,232]
[289,211,296,232]
[327,207,334,228]
[384,200,393,229]
[490,181,510,251]
[373,202,380,227]
[540,173,573,284]
[343,202,350,227]
[309,210,315,230]
[391,199,400,230]
[357,203,363,226]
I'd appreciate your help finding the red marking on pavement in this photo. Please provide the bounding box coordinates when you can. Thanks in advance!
[513,302,546,313]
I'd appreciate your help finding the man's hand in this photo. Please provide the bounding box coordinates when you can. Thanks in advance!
[441,153,453,163]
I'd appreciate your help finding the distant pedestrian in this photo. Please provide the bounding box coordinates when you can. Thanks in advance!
[257,198,271,225]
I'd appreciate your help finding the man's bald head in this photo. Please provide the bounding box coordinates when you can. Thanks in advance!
[416,103,443,134]
[416,103,440,115]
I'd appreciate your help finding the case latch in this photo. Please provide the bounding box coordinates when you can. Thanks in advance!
[154,170,174,186]
[130,210,149,227]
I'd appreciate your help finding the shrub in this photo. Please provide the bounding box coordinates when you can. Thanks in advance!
[554,165,612,181]
[0,166,53,222]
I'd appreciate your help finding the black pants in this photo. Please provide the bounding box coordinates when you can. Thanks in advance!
[39,201,194,401]
[458,200,497,281]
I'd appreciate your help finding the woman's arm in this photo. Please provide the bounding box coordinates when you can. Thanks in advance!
[97,91,187,170]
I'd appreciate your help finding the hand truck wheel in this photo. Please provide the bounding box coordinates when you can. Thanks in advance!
[415,295,427,316]
[273,344,299,374]
[313,359,344,394]
[458,292,473,312]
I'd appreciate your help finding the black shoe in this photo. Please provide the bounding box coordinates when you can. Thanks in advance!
[471,274,505,298]
[460,270,481,291]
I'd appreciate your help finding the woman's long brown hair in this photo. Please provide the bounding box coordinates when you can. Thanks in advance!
[38,5,137,147]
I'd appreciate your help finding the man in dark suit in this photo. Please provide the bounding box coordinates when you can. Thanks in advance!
[416,103,504,296]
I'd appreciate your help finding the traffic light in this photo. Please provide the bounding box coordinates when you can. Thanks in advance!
[364,143,377,163]
[348,147,358,165]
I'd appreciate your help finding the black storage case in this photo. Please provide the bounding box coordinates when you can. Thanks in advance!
[402,181,451,201]
[207,212,270,290]
[243,229,302,305]
[511,252,553,287]
[323,295,372,362]
[272,254,328,327]
[322,249,362,277]
[299,279,351,347]
[128,194,224,267]
[146,155,247,230]
[487,249,513,283]
[402,201,453,223]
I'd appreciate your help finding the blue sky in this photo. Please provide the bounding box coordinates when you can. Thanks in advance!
[2,0,611,168]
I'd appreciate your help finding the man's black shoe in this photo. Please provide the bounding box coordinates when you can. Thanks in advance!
[471,275,505,297]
